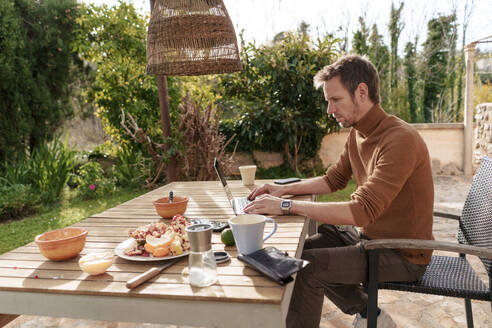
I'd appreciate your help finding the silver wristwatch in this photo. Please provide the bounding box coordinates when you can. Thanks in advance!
[281,200,292,215]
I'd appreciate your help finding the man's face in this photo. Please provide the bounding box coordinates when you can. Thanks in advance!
[323,75,361,128]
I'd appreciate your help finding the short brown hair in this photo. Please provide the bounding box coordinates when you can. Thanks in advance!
[314,54,380,104]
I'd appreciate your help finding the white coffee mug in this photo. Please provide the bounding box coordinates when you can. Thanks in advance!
[238,165,257,186]
[228,214,277,255]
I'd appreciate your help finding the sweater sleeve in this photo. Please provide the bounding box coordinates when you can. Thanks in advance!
[349,130,418,227]
[323,137,353,192]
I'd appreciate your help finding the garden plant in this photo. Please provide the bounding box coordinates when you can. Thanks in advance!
[1,0,491,257]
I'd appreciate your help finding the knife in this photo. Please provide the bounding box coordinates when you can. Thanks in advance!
[126,258,181,289]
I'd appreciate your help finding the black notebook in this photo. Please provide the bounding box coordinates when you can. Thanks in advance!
[238,246,309,285]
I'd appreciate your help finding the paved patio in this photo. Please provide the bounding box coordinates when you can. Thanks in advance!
[5,175,491,328]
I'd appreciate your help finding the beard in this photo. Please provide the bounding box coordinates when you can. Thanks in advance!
[338,98,360,128]
[340,120,354,128]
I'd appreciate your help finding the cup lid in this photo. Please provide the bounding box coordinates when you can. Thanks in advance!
[186,224,213,252]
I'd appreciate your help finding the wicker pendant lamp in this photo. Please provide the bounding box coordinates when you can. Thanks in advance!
[146,0,243,76]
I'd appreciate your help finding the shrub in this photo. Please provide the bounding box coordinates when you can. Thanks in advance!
[0,160,36,221]
[0,136,75,204]
[67,151,91,189]
[113,144,145,188]
[28,137,76,203]
[218,118,241,152]
[0,183,40,221]
[0,158,31,186]
[76,162,115,199]
[0,136,74,220]
[256,163,300,180]
[217,31,340,173]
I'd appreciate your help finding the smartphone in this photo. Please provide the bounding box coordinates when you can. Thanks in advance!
[191,219,229,232]
[274,177,301,185]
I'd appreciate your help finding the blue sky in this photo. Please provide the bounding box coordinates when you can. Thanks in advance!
[83,0,492,52]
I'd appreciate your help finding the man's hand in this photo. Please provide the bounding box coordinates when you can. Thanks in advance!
[247,183,284,200]
[243,194,283,215]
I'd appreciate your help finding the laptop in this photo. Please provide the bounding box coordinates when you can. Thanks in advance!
[214,158,251,215]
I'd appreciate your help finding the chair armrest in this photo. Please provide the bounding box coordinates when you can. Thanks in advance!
[362,239,492,259]
[433,211,460,220]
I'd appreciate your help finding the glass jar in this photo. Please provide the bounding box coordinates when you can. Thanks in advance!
[186,223,217,287]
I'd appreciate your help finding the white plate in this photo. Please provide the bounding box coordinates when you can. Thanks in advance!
[115,238,189,262]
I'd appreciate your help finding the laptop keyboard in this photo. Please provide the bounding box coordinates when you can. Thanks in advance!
[234,197,251,214]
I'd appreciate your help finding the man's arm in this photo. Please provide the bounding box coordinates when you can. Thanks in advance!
[243,194,357,226]
[248,176,332,200]
[246,138,353,220]
[291,200,356,225]
[249,135,352,201]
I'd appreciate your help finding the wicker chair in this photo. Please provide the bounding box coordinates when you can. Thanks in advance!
[363,156,492,328]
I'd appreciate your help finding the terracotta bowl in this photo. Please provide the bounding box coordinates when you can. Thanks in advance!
[153,196,189,219]
[35,227,88,261]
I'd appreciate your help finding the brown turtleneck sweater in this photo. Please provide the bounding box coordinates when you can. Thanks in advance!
[324,104,434,265]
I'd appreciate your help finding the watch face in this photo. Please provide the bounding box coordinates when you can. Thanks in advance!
[281,200,291,208]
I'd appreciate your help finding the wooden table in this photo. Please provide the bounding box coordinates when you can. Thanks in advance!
[0,180,313,328]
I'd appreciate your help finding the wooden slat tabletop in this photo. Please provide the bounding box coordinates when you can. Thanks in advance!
[0,180,312,322]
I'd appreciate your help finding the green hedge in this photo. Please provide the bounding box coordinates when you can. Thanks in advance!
[216,31,341,166]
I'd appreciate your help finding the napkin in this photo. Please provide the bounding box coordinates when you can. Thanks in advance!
[238,246,309,285]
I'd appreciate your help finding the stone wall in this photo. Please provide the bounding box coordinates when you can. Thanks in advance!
[63,112,479,176]
[61,115,107,151]
[474,103,492,168]
[230,151,284,174]
[320,124,465,175]
[232,124,467,176]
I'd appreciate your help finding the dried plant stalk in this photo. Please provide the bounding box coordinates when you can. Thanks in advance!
[177,95,237,181]
[120,109,167,188]
[120,96,236,186]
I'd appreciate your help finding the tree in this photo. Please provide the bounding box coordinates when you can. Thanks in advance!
[455,0,474,122]
[368,24,390,109]
[336,24,350,53]
[404,41,418,122]
[388,2,404,110]
[421,14,457,122]
[445,18,458,122]
[0,0,78,162]
[351,18,393,112]
[352,17,370,55]
[351,18,395,114]
[297,21,310,37]
[0,0,29,162]
[72,1,181,181]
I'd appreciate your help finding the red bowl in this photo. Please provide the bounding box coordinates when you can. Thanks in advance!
[153,196,189,219]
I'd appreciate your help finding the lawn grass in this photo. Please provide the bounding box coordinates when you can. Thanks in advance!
[0,188,146,255]
[256,163,303,179]
[316,179,356,202]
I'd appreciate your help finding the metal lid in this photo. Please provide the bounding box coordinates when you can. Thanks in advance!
[186,223,213,252]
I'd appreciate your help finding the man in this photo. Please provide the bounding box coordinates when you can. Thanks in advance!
[243,54,434,328]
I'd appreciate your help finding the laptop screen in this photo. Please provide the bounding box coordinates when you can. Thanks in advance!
[214,158,227,187]
[214,158,234,202]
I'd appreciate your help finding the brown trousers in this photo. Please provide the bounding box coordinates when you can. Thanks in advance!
[286,224,427,328]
